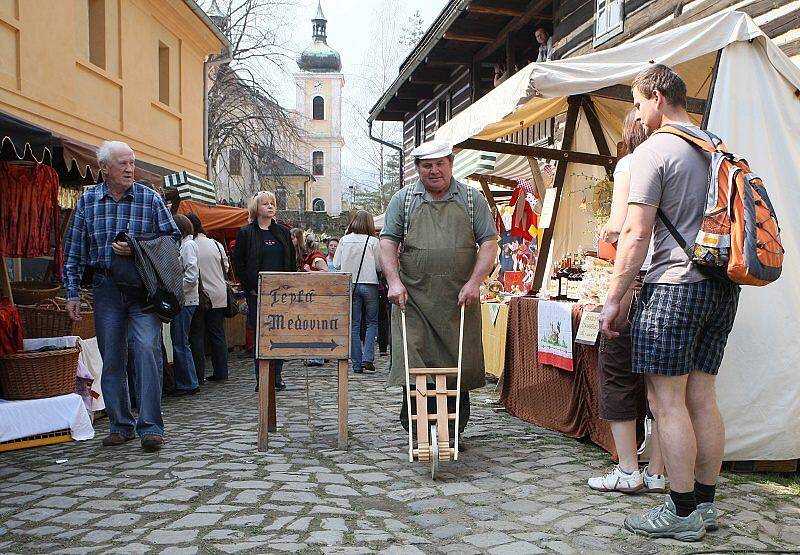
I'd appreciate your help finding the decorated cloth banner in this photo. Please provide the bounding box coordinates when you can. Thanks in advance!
[537,300,574,371]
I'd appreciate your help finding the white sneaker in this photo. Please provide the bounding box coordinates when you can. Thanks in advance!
[643,466,667,493]
[588,465,645,493]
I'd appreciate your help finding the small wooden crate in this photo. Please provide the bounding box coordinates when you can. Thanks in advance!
[0,429,72,452]
[725,459,799,473]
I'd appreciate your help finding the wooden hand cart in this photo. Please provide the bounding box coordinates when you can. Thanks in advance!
[401,305,464,479]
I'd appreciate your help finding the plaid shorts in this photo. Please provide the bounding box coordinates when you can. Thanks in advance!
[631,280,740,376]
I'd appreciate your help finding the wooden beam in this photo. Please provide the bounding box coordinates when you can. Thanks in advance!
[443,32,495,44]
[477,176,506,233]
[425,48,475,64]
[581,96,612,158]
[409,68,452,85]
[471,61,481,103]
[474,0,551,61]
[532,96,581,294]
[457,138,616,169]
[466,172,518,189]
[375,111,406,122]
[701,50,723,130]
[396,84,435,99]
[386,99,420,112]
[467,4,525,17]
[591,84,707,115]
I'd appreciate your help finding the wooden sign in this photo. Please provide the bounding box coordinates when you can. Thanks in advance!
[257,272,351,360]
[255,272,351,452]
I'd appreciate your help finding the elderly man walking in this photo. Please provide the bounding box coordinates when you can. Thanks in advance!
[64,141,179,452]
[380,141,498,446]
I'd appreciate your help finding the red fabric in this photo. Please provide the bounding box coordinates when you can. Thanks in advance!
[509,186,535,241]
[0,298,23,356]
[303,252,327,271]
[0,162,61,276]
[175,200,249,232]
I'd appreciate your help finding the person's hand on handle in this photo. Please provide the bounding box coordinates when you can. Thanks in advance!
[111,240,132,256]
[66,300,82,322]
[388,281,408,311]
[599,300,620,339]
[458,280,481,307]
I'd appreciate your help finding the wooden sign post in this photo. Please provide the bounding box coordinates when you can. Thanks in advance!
[256,272,351,451]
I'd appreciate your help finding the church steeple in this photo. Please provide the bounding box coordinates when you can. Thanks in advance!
[312,1,327,39]
[297,0,341,73]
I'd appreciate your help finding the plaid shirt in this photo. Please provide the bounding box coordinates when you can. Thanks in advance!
[63,181,178,301]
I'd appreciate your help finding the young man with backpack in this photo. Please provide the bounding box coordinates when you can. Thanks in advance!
[599,64,740,541]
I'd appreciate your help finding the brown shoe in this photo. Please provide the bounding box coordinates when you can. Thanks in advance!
[102,433,134,447]
[362,361,375,372]
[141,435,164,452]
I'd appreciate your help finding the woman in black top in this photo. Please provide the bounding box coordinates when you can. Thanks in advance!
[232,191,295,391]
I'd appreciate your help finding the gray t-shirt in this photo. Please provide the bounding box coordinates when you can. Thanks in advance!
[380,178,498,245]
[628,126,711,284]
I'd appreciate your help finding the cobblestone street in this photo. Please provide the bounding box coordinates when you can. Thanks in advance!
[1,354,799,554]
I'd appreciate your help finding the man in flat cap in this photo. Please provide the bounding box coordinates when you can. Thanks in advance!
[380,140,498,447]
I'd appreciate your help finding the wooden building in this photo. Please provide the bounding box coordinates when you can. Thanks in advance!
[368,0,800,187]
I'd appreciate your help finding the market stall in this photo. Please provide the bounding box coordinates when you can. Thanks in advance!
[438,10,800,462]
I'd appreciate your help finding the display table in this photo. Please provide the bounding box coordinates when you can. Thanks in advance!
[481,302,509,378]
[0,393,94,445]
[500,296,637,459]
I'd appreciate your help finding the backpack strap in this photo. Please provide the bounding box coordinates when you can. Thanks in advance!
[653,124,729,154]
[657,209,693,258]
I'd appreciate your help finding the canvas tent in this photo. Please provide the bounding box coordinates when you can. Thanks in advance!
[435,10,800,461]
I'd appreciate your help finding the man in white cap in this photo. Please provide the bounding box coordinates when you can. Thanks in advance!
[379,140,498,447]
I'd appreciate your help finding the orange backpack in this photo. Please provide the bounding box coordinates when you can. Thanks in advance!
[653,124,783,286]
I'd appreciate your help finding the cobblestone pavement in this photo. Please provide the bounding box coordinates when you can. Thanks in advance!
[1,353,799,554]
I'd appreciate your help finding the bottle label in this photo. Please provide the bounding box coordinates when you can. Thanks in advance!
[567,280,581,301]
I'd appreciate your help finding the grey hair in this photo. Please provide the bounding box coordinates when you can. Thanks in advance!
[97,141,134,166]
[414,153,455,167]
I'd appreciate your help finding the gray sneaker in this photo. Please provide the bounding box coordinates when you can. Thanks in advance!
[624,496,706,542]
[697,502,719,531]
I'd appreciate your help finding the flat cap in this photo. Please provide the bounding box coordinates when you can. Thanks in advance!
[410,140,453,160]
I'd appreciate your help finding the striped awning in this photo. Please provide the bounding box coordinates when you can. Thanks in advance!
[164,171,216,206]
[452,149,533,182]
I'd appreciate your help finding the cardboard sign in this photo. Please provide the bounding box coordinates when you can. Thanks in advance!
[257,272,351,360]
[575,309,601,346]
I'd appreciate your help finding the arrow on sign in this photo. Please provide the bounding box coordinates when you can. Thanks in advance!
[270,340,339,351]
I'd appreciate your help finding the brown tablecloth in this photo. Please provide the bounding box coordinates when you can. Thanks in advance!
[500,296,627,459]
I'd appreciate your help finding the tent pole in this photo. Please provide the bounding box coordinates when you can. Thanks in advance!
[457,138,615,169]
[531,96,582,294]
[701,49,723,130]
[581,96,613,159]
[478,176,505,233]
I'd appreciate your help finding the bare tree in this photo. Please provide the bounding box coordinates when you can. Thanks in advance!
[203,0,306,202]
[341,1,428,214]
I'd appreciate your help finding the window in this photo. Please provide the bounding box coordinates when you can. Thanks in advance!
[312,198,326,212]
[414,116,423,147]
[158,41,170,105]
[275,187,288,210]
[229,149,242,176]
[312,96,325,120]
[87,0,106,69]
[594,0,624,46]
[312,151,324,176]
[437,97,449,127]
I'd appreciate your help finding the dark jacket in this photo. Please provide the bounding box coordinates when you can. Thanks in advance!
[233,221,295,293]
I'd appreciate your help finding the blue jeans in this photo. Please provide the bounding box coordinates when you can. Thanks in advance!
[351,284,378,370]
[171,306,198,391]
[246,293,283,383]
[93,274,164,437]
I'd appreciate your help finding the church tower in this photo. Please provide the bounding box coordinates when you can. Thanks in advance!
[295,1,344,215]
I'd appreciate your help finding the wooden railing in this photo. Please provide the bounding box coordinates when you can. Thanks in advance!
[501,117,556,147]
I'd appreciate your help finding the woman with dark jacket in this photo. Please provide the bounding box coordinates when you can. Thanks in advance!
[232,191,295,392]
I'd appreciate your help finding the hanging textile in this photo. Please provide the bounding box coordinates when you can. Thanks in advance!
[0,298,23,356]
[509,186,536,241]
[0,162,61,276]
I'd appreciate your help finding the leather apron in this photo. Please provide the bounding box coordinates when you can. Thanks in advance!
[388,197,485,391]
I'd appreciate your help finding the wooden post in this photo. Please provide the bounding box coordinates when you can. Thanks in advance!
[268,361,276,432]
[337,359,348,449]
[471,61,482,103]
[478,176,505,233]
[505,33,516,79]
[701,50,723,130]
[581,96,613,158]
[531,96,582,294]
[257,359,271,451]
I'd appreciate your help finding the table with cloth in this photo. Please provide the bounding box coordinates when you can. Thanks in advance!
[499,296,645,460]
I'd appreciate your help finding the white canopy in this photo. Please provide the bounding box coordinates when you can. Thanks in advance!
[437,10,800,461]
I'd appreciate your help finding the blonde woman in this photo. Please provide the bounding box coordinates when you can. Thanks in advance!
[232,191,295,392]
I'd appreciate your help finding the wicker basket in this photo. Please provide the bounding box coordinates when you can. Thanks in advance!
[0,343,80,400]
[10,282,60,306]
[17,299,95,340]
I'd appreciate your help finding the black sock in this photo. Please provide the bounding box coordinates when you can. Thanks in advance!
[670,490,697,517]
[694,481,716,505]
